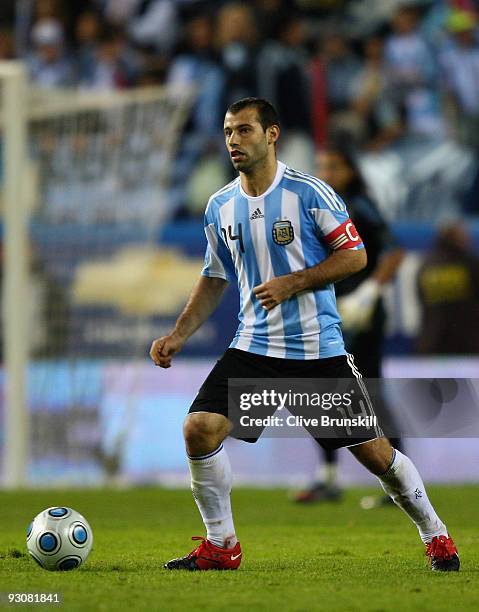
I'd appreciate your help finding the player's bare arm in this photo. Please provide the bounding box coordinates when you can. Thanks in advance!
[253,249,367,311]
[150,276,228,368]
[372,248,404,284]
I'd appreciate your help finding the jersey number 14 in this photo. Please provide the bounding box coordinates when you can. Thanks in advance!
[221,224,245,253]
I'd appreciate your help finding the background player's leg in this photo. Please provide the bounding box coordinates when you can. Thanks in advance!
[350,438,448,543]
[318,447,340,489]
[349,328,405,505]
[294,447,342,503]
[184,413,237,549]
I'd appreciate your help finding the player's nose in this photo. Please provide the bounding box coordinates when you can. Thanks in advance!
[227,132,239,147]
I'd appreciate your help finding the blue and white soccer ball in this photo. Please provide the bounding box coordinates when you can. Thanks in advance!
[26,507,93,571]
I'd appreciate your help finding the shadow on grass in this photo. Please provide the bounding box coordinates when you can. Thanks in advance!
[0,548,27,559]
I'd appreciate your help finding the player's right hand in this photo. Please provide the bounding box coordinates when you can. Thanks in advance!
[149,333,184,368]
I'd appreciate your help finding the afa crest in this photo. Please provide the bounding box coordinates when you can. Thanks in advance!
[272,220,294,246]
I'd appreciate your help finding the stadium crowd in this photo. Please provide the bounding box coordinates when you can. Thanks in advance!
[0,0,478,219]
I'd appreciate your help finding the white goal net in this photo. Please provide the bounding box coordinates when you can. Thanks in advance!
[0,62,194,486]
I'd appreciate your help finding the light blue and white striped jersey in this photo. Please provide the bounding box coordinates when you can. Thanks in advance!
[202,161,364,359]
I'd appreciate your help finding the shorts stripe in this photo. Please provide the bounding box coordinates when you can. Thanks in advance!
[346,353,383,438]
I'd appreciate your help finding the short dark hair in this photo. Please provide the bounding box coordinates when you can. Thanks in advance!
[323,142,367,196]
[226,97,280,131]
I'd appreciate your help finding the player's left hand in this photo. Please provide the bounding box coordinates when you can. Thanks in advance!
[337,279,380,332]
[253,275,298,311]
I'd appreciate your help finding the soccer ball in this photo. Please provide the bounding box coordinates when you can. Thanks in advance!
[26,507,93,571]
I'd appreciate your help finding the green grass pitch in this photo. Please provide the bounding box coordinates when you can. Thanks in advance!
[0,485,477,611]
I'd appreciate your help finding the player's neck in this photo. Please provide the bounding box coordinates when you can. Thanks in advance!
[240,157,278,197]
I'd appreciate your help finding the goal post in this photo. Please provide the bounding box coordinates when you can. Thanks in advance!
[0,64,194,488]
[0,61,29,488]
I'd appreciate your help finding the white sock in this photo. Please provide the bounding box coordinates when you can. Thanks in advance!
[378,449,448,544]
[314,462,338,487]
[188,444,237,549]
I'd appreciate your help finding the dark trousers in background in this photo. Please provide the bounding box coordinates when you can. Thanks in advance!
[319,306,402,465]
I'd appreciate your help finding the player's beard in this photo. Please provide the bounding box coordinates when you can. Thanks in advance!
[233,144,268,174]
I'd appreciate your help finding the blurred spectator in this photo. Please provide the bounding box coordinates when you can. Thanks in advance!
[440,9,479,149]
[1,0,476,224]
[322,33,361,113]
[75,10,104,84]
[384,5,444,138]
[98,0,179,54]
[384,5,436,88]
[79,28,140,90]
[0,27,14,59]
[129,0,179,53]
[319,33,362,144]
[416,221,479,354]
[28,18,75,88]
[257,13,313,170]
[344,0,402,38]
[258,13,311,133]
[33,0,65,22]
[252,0,295,40]
[15,0,70,58]
[167,14,226,211]
[350,34,404,149]
[75,10,104,48]
[168,14,224,136]
[216,3,259,106]
[136,53,168,85]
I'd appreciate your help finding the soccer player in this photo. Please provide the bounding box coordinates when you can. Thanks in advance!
[150,98,459,572]
[294,145,405,505]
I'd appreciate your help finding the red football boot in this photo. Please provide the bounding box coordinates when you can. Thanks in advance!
[164,536,242,570]
[426,535,460,571]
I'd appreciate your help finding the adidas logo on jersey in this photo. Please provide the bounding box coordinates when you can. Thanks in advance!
[250,208,264,220]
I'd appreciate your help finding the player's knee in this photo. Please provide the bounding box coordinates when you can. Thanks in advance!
[349,436,394,475]
[183,413,229,454]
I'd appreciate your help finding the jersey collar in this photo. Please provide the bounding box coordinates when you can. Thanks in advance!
[239,161,286,201]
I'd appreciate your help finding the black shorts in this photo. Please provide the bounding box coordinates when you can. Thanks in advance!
[189,348,383,450]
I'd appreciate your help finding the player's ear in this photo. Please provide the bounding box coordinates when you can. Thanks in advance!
[267,125,280,146]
